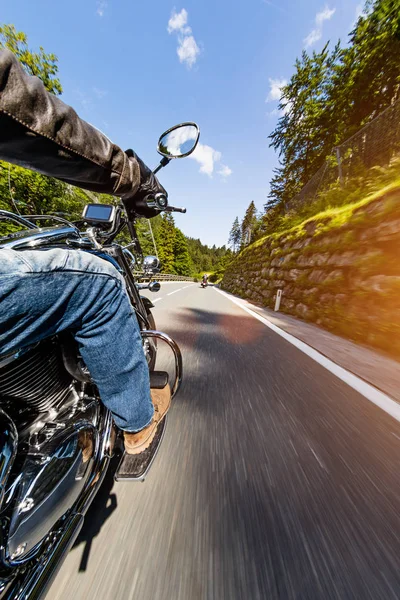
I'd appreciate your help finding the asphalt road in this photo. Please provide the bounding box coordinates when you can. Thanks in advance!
[50,282,400,600]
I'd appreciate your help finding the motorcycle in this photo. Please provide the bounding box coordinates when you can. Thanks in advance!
[0,122,200,599]
[201,279,208,288]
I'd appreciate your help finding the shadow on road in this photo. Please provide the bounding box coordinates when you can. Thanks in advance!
[72,455,119,571]
[155,306,400,598]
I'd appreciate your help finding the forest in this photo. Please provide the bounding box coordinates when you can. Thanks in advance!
[229,0,400,249]
[2,0,400,275]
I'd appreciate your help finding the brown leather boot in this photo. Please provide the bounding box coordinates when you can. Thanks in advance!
[124,386,171,455]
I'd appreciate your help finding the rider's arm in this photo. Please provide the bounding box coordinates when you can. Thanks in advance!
[0,49,140,199]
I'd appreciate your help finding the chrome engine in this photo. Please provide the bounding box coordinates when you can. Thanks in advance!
[0,339,74,423]
[0,338,101,565]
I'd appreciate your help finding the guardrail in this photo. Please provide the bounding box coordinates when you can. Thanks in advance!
[133,272,195,282]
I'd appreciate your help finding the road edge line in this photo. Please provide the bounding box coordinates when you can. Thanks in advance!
[214,287,400,423]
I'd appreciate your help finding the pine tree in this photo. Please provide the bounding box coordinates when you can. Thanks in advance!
[228,217,241,252]
[241,201,258,247]
[268,43,342,208]
[173,228,192,275]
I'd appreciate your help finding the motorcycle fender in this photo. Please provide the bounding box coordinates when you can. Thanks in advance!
[141,296,154,312]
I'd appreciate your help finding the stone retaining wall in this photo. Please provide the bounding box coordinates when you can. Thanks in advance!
[221,192,400,358]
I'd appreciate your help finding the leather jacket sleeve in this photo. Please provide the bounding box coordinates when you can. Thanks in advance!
[0,49,140,199]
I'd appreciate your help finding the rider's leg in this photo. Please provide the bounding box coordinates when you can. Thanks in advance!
[0,247,159,433]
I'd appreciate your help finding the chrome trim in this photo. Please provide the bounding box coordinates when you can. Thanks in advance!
[13,512,84,600]
[0,210,37,230]
[4,420,98,566]
[74,408,114,515]
[0,408,18,509]
[1,227,79,249]
[140,331,183,398]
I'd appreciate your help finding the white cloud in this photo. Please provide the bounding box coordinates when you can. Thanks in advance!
[177,36,200,68]
[316,6,335,27]
[168,8,192,33]
[265,78,291,118]
[96,0,107,17]
[189,143,231,178]
[304,5,336,48]
[167,8,188,33]
[304,28,322,47]
[167,8,201,69]
[266,78,287,102]
[218,165,233,178]
[190,144,221,176]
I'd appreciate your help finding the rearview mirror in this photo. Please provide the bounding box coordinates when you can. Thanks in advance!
[143,255,160,273]
[157,123,200,159]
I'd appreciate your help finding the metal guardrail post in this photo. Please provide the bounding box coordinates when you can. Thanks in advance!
[336,147,344,187]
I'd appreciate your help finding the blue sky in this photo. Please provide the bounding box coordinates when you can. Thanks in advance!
[2,0,363,246]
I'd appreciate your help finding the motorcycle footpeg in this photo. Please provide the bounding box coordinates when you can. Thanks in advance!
[149,370,169,389]
[114,417,166,482]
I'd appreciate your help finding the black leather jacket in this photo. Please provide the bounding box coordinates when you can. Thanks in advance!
[0,49,140,200]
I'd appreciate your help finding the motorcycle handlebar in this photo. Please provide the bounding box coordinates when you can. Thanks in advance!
[165,206,187,214]
[140,194,187,215]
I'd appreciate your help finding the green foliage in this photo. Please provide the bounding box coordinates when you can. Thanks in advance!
[0,23,75,233]
[157,213,176,273]
[262,159,400,237]
[134,216,162,257]
[0,23,227,275]
[0,24,62,95]
[269,42,342,210]
[267,0,400,218]
[186,237,231,275]
[173,228,192,276]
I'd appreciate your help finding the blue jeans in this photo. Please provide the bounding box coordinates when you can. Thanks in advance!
[0,248,154,432]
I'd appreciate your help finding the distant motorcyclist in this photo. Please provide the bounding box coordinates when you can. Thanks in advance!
[0,48,170,456]
[201,273,208,287]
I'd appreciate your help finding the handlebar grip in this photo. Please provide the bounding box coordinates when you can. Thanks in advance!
[165,206,187,214]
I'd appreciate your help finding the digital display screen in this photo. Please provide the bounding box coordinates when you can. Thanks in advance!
[84,204,113,221]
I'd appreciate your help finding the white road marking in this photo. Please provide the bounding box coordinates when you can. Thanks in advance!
[214,287,400,423]
[167,288,183,296]
[152,298,163,303]
[308,443,327,471]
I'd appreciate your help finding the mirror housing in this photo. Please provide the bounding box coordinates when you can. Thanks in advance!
[157,123,200,159]
[143,255,160,273]
[148,281,161,293]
